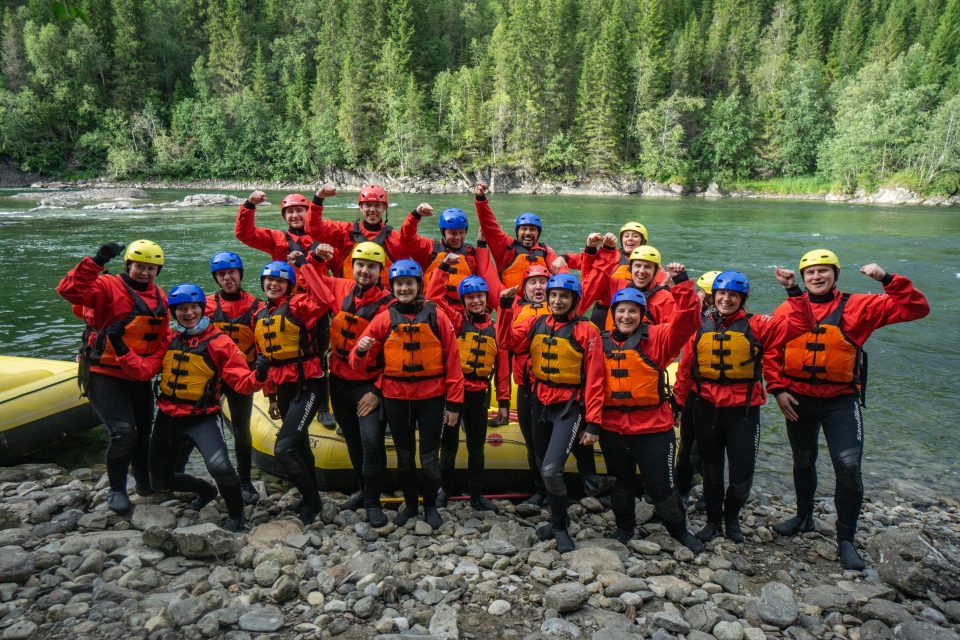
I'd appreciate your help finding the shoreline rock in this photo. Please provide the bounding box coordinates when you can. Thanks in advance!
[0,462,957,640]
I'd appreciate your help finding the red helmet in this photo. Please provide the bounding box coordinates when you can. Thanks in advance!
[522,265,551,282]
[358,184,388,205]
[281,194,309,215]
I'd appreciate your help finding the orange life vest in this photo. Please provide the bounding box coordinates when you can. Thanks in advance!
[90,280,168,368]
[501,243,549,289]
[514,300,550,327]
[342,223,394,285]
[529,316,586,387]
[158,333,219,409]
[210,293,261,364]
[610,252,632,281]
[692,314,762,384]
[382,302,445,381]
[424,241,474,302]
[458,318,497,380]
[783,293,861,385]
[330,287,392,372]
[602,327,667,409]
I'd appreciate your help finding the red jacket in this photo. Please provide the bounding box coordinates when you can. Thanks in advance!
[674,289,814,408]
[426,266,511,405]
[566,248,668,286]
[423,241,503,313]
[299,258,394,382]
[764,274,929,399]
[499,305,605,429]
[305,197,436,272]
[585,246,676,326]
[235,201,319,261]
[601,279,702,435]
[256,262,334,394]
[115,325,264,417]
[56,257,168,380]
[349,302,465,407]
[474,196,563,282]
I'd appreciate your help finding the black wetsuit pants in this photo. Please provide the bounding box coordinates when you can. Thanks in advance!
[675,400,702,496]
[690,395,761,524]
[440,388,490,498]
[600,427,690,537]
[175,384,253,482]
[87,372,154,492]
[150,411,243,518]
[784,392,864,542]
[383,395,445,510]
[329,374,387,507]
[275,378,321,511]
[531,400,585,530]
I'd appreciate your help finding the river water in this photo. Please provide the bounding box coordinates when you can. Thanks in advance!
[1,187,957,496]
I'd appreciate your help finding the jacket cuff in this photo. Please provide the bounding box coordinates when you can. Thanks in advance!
[477,239,487,248]
[243,200,256,209]
[881,272,894,286]
[500,298,513,310]
[438,261,454,273]
[308,250,324,264]
[786,284,803,297]
[445,401,463,413]
[584,246,598,255]
[770,388,789,397]
[312,196,324,206]
[267,394,277,403]
[411,209,422,219]
[475,194,487,202]
[585,422,600,436]
[672,270,689,284]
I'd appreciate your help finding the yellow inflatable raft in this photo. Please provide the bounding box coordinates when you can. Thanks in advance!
[244,364,677,493]
[0,356,100,464]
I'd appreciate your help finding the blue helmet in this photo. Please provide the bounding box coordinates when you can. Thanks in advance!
[388,259,423,282]
[210,251,244,277]
[168,283,205,307]
[439,208,468,231]
[260,261,296,291]
[712,270,750,295]
[611,287,647,309]
[515,212,542,232]
[546,273,582,297]
[458,275,489,299]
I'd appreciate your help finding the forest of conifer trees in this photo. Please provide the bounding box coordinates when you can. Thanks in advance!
[1,0,958,193]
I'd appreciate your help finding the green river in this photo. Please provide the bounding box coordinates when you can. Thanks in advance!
[1,187,957,496]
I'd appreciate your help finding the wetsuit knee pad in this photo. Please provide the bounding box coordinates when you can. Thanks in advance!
[206,449,239,485]
[792,446,817,468]
[420,449,442,480]
[107,422,137,459]
[610,486,635,523]
[395,448,415,471]
[540,462,566,495]
[654,495,685,526]
[835,447,863,491]
[727,479,752,506]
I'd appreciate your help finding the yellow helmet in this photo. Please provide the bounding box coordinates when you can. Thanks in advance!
[124,239,165,266]
[696,270,722,294]
[799,249,840,273]
[629,245,661,266]
[351,241,386,266]
[619,222,649,242]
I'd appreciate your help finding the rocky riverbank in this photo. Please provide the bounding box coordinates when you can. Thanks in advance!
[0,463,957,640]
[13,171,960,207]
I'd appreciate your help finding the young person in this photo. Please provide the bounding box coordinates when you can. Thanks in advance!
[349,260,465,529]
[766,250,929,569]
[57,240,168,514]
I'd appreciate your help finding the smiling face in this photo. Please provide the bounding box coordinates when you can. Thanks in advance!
[215,268,242,294]
[283,205,307,229]
[620,230,644,253]
[462,291,487,314]
[262,276,290,301]
[524,276,548,303]
[127,261,159,284]
[516,224,540,248]
[174,302,204,329]
[714,289,744,316]
[360,201,387,225]
[613,301,644,334]
[352,258,382,288]
[548,289,575,315]
[391,276,419,303]
[802,265,837,296]
[630,260,657,289]
[443,229,466,250]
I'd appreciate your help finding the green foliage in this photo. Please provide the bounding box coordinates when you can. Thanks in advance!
[0,0,955,194]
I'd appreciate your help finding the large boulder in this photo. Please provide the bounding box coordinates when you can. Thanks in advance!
[868,527,960,599]
[172,523,237,559]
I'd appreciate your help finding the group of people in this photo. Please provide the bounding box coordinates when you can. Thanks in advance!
[56,183,930,570]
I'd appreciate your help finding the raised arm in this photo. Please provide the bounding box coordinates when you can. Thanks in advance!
[234,190,281,254]
[473,182,514,269]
